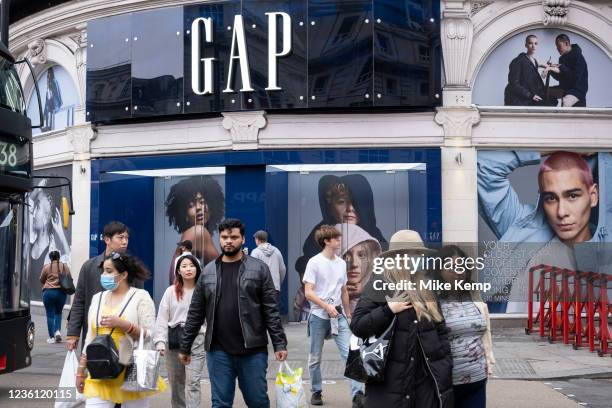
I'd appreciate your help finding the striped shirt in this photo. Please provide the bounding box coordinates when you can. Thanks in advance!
[441,300,487,385]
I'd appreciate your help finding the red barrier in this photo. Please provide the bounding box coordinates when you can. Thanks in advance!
[526,264,611,357]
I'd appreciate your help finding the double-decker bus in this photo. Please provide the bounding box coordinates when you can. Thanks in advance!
[0,37,36,374]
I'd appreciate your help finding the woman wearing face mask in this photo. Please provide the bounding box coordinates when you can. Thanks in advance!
[76,252,166,408]
[154,254,206,408]
[433,245,494,408]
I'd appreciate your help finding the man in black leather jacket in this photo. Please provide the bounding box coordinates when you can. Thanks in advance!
[180,218,288,408]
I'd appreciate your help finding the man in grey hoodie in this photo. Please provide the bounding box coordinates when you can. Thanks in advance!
[251,230,286,300]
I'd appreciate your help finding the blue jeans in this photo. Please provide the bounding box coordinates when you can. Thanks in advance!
[308,314,364,397]
[206,350,269,408]
[42,288,66,338]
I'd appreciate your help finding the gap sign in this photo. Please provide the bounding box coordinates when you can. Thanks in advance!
[86,1,440,121]
[192,13,291,94]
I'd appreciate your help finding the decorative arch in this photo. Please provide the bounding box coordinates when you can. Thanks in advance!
[17,38,83,107]
[468,0,612,88]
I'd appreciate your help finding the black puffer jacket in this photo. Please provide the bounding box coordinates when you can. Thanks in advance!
[180,255,287,354]
[351,292,453,408]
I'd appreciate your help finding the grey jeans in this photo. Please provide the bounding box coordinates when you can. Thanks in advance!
[166,333,206,408]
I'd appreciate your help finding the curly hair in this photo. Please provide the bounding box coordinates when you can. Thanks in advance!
[105,252,150,284]
[165,176,225,234]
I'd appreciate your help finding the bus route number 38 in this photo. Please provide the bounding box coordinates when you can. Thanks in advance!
[0,142,19,167]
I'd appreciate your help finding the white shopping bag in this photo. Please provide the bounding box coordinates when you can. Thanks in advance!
[54,350,85,408]
[275,361,308,408]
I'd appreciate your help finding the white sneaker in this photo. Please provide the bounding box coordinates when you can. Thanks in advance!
[54,331,62,342]
[46,337,56,344]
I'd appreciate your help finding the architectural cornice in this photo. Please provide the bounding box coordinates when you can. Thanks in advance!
[9,0,207,54]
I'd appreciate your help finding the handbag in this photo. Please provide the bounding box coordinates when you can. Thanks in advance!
[86,290,137,379]
[167,325,184,350]
[121,327,161,392]
[344,316,396,383]
[58,263,75,295]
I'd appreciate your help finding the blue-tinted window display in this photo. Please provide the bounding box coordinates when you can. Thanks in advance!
[27,65,78,135]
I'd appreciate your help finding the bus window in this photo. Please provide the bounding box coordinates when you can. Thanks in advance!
[0,198,21,314]
[0,56,25,114]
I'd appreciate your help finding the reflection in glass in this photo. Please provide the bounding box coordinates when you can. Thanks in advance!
[308,0,373,108]
[86,14,132,121]
[184,1,241,113]
[242,0,307,110]
[373,0,441,107]
[132,7,184,117]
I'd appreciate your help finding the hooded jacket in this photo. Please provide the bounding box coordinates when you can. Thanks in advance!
[550,44,588,105]
[295,174,387,278]
[251,242,286,291]
[293,174,388,319]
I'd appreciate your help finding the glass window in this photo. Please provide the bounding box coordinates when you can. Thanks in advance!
[0,198,24,314]
[0,56,26,114]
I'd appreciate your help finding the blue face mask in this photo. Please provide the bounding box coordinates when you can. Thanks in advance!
[100,275,118,291]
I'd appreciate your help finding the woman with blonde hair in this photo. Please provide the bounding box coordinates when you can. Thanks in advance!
[350,230,453,408]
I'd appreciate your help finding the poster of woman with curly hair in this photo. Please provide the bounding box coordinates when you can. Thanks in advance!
[164,175,225,284]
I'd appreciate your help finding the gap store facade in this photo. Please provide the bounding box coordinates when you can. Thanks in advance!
[10,0,612,318]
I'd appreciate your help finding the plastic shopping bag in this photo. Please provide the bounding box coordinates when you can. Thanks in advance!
[54,351,85,408]
[275,361,308,408]
[121,328,161,392]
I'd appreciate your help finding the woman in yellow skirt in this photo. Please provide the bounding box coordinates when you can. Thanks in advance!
[76,252,166,407]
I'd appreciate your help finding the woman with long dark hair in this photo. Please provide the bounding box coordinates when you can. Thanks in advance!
[154,254,206,408]
[431,245,495,408]
[40,250,71,343]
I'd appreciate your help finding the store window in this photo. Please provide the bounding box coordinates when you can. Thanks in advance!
[26,65,78,135]
[265,164,430,321]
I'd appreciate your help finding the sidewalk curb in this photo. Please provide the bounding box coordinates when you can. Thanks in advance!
[493,372,612,381]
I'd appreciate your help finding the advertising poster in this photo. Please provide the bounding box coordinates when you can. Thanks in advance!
[477,151,612,313]
[153,174,225,302]
[283,167,430,321]
[25,165,73,302]
[473,30,612,108]
[26,65,79,135]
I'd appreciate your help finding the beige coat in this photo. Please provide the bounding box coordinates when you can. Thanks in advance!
[83,288,156,365]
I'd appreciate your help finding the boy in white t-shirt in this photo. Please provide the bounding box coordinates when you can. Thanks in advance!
[303,225,365,407]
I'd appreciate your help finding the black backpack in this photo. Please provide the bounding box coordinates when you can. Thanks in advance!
[86,290,137,379]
